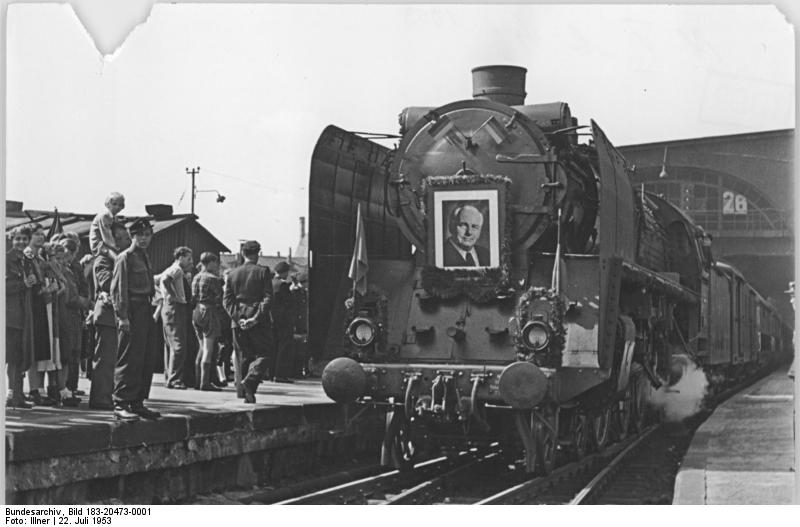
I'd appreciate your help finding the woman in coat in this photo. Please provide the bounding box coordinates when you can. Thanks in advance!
[6,226,35,408]
[24,226,60,406]
[56,238,90,406]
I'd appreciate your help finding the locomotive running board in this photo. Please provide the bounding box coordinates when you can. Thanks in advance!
[620,261,699,304]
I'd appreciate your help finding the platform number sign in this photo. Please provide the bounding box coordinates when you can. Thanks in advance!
[723,191,748,215]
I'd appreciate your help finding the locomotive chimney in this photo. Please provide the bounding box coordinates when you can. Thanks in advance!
[471,65,527,106]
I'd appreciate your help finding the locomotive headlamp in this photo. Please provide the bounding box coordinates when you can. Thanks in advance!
[348,317,377,347]
[521,321,550,351]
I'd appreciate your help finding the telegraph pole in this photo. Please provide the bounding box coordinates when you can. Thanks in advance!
[186,166,201,215]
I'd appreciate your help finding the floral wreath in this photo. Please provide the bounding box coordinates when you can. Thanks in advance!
[513,286,566,367]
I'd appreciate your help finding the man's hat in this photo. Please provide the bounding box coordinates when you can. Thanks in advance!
[241,240,261,253]
[128,218,153,235]
[275,261,291,274]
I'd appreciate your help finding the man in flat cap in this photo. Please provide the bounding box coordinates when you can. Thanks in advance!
[223,240,273,403]
[271,261,295,383]
[110,218,161,421]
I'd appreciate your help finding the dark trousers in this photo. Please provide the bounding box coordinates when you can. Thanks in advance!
[272,324,294,379]
[67,356,80,392]
[91,324,117,406]
[162,303,188,386]
[6,328,25,402]
[114,300,158,404]
[232,322,273,389]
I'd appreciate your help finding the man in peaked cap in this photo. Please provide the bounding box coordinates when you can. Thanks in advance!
[271,261,295,383]
[223,240,273,403]
[110,218,160,421]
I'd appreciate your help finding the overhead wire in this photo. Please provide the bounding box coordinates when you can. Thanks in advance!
[202,168,305,195]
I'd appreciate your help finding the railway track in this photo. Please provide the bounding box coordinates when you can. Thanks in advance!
[274,446,499,505]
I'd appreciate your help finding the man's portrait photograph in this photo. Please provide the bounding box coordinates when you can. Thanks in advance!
[433,189,500,269]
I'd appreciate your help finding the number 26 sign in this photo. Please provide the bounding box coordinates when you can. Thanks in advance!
[723,191,748,215]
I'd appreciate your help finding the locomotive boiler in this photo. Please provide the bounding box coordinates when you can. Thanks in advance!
[310,66,788,473]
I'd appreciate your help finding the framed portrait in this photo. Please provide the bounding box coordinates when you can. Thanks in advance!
[431,188,501,269]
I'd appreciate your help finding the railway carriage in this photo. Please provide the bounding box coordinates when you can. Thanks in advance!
[310,66,791,473]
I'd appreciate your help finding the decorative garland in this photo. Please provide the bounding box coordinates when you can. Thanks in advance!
[419,174,513,304]
[343,285,390,359]
[513,286,566,367]
[419,173,512,193]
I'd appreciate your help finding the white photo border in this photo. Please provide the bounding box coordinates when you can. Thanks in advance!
[433,189,500,269]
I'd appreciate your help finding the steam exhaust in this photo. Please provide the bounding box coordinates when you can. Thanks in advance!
[650,354,709,422]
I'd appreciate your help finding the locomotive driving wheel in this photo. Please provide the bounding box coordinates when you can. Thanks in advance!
[535,420,557,475]
[382,408,417,473]
[590,405,612,450]
[569,413,588,460]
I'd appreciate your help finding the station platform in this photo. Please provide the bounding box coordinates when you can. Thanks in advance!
[5,375,382,504]
[673,367,797,504]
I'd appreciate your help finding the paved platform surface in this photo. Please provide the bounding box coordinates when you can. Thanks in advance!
[6,374,331,462]
[673,367,797,504]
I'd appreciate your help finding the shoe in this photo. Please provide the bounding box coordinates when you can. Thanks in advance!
[89,402,114,411]
[27,390,57,407]
[200,384,222,392]
[61,397,81,408]
[6,398,32,409]
[273,377,295,384]
[114,404,140,422]
[131,403,161,420]
[167,381,188,390]
[243,382,256,404]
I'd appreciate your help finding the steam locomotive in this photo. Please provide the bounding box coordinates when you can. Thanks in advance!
[310,66,790,473]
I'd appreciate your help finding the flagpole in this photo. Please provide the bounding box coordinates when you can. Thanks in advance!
[552,207,562,293]
[353,204,360,304]
[348,202,369,303]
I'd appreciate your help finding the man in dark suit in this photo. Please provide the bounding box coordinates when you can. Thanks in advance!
[223,240,273,403]
[271,261,294,383]
[443,204,490,267]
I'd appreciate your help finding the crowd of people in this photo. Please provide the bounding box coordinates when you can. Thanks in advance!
[6,192,309,421]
